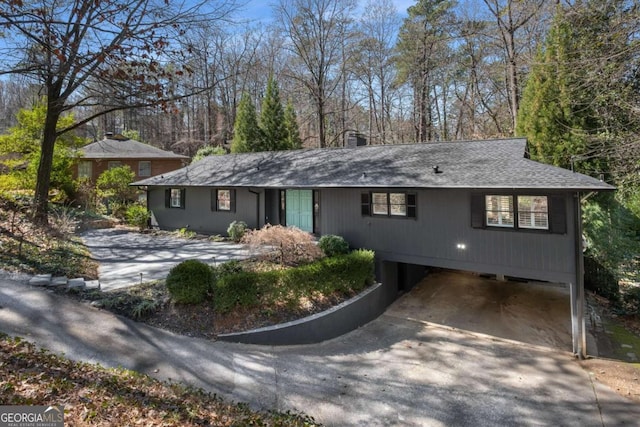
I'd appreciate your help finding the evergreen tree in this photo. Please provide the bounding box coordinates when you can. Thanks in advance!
[260,76,288,151]
[283,100,303,149]
[231,92,262,153]
[516,14,586,170]
[516,4,609,175]
[517,1,640,287]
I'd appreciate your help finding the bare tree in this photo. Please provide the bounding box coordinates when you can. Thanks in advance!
[0,0,239,223]
[275,0,357,148]
[353,0,400,145]
[396,0,457,142]
[481,0,546,133]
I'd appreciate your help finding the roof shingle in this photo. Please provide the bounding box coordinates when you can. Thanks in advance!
[133,138,614,191]
[80,138,188,160]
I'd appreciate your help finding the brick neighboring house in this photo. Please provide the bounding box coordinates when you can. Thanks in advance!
[73,133,189,183]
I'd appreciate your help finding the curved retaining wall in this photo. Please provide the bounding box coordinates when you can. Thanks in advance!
[217,280,394,345]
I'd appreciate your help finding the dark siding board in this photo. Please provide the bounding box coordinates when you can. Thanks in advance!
[319,188,576,283]
[149,187,262,234]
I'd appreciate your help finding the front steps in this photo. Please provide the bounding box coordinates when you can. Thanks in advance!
[28,274,100,291]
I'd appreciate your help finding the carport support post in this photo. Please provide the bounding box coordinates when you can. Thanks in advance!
[570,192,587,359]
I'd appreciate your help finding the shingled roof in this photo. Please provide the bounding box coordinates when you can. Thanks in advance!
[133,138,614,191]
[80,135,188,160]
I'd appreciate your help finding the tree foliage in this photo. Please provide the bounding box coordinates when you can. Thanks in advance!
[260,76,288,151]
[231,92,262,153]
[95,166,137,205]
[283,100,303,150]
[518,0,640,286]
[192,145,226,163]
[0,103,84,199]
[0,0,238,223]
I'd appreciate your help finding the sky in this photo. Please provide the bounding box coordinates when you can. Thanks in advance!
[239,0,419,24]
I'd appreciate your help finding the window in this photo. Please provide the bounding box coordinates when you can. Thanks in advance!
[517,196,548,230]
[372,192,389,215]
[211,189,235,212]
[485,195,514,228]
[472,194,559,233]
[164,188,185,209]
[138,161,151,177]
[108,161,122,169]
[170,189,182,208]
[390,193,407,216]
[362,191,416,218]
[78,161,92,179]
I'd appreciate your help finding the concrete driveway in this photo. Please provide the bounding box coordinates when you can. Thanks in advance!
[1,276,639,426]
[81,228,249,290]
[388,270,574,351]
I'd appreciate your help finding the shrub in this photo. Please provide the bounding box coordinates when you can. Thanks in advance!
[242,224,323,266]
[96,165,137,206]
[125,204,149,231]
[165,260,214,304]
[227,220,247,242]
[214,271,265,313]
[622,285,640,315]
[212,249,375,313]
[175,227,196,239]
[318,235,349,257]
[215,260,244,278]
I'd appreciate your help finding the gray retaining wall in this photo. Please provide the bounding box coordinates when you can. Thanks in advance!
[217,279,394,345]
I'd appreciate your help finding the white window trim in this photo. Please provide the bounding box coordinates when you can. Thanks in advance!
[170,189,182,208]
[371,192,389,215]
[217,189,232,211]
[517,195,549,230]
[486,195,514,228]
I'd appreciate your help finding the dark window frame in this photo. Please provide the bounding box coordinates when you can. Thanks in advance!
[211,188,236,213]
[361,191,416,219]
[471,193,566,234]
[165,188,186,209]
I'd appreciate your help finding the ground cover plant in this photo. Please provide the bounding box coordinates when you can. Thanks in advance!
[72,245,375,338]
[0,334,318,426]
[0,195,97,278]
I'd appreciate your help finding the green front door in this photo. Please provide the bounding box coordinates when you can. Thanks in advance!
[285,189,313,232]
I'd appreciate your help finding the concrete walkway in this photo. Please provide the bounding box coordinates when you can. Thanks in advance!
[81,228,250,290]
[1,277,639,426]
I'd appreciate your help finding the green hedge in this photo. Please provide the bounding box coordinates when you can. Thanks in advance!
[212,249,375,313]
[166,260,214,304]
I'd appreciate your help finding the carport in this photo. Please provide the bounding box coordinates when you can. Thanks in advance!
[380,251,587,357]
[386,269,573,350]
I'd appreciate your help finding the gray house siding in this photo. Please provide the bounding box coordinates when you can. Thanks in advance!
[318,188,577,284]
[148,186,266,233]
[147,185,577,283]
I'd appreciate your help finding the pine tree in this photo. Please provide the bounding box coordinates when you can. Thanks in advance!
[516,7,597,173]
[231,92,262,153]
[260,76,288,151]
[283,100,303,150]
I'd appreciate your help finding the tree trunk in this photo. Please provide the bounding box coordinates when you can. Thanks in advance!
[506,29,519,133]
[33,99,62,225]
